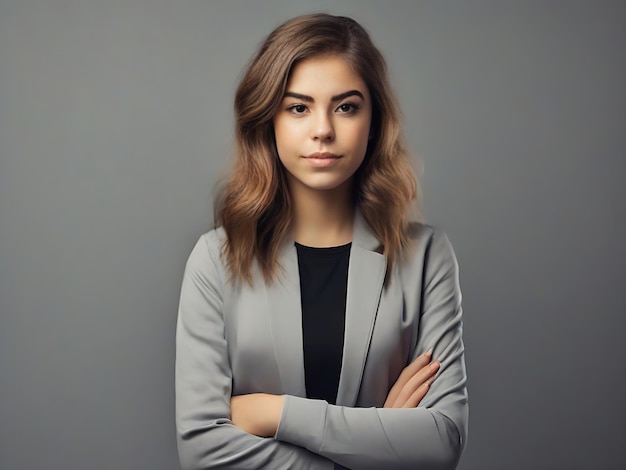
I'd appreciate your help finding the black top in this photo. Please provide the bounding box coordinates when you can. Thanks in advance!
[295,242,351,405]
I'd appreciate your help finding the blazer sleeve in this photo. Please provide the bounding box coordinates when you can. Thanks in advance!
[274,230,468,470]
[175,232,334,470]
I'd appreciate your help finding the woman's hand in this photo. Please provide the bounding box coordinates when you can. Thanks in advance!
[230,393,285,437]
[384,350,440,408]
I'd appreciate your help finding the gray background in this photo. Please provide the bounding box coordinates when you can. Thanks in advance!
[1,1,624,469]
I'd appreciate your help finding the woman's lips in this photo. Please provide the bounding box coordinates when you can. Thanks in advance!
[303,152,341,167]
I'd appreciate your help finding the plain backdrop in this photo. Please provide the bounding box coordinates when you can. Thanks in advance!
[1,1,624,469]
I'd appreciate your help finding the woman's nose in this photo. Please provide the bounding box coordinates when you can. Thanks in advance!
[310,112,335,142]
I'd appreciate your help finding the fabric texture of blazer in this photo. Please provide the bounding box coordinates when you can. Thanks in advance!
[175,212,468,470]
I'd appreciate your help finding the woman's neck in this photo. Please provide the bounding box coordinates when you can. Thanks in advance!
[289,180,355,248]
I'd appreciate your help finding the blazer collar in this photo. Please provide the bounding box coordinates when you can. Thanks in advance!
[267,210,387,406]
[352,209,384,253]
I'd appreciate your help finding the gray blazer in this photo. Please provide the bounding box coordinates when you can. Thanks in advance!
[175,213,468,470]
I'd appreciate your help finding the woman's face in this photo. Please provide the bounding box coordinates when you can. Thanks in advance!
[273,55,372,197]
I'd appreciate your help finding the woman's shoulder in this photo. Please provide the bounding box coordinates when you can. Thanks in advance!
[407,221,448,245]
[196,226,227,250]
[404,221,458,267]
[185,227,228,276]
[407,221,432,239]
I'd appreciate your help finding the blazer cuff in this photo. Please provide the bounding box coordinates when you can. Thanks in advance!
[275,395,327,452]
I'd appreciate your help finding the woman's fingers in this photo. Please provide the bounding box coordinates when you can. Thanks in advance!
[390,360,440,408]
[384,351,435,408]
[402,380,432,408]
[383,351,431,407]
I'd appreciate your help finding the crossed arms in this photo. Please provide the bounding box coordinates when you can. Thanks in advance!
[175,229,468,469]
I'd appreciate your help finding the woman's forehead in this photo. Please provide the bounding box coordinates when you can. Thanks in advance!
[285,55,368,100]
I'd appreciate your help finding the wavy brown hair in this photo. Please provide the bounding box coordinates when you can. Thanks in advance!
[215,13,418,284]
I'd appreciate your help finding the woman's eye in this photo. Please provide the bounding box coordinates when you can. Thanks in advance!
[337,103,358,114]
[289,104,307,114]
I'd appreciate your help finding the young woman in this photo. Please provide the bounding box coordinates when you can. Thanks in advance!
[176,13,468,470]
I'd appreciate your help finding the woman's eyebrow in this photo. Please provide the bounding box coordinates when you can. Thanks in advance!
[331,90,365,101]
[283,90,365,102]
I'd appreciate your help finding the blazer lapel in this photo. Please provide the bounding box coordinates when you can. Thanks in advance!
[266,212,387,405]
[336,212,387,406]
[266,242,307,397]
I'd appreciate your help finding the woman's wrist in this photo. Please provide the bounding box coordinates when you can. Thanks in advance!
[267,394,285,437]
[230,393,285,437]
